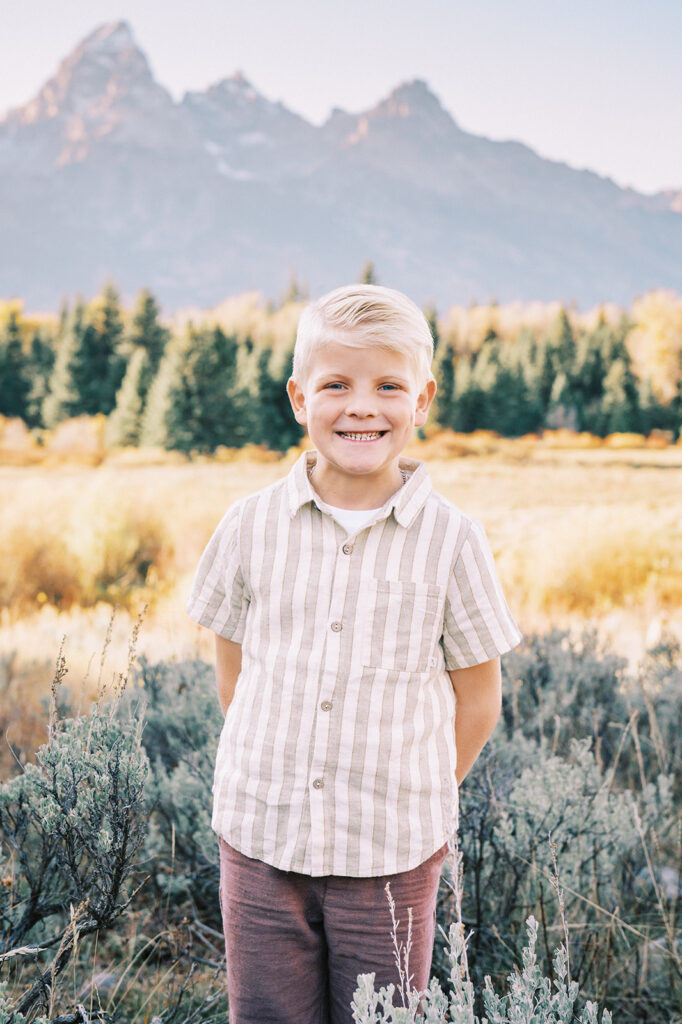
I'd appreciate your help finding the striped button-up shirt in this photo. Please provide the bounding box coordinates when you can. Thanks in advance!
[187,450,521,877]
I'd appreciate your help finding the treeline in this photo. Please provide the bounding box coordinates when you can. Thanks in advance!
[1,285,681,452]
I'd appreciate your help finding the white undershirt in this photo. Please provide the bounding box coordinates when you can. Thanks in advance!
[323,504,383,534]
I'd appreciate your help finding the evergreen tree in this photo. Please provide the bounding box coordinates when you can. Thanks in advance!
[140,326,251,452]
[431,343,456,428]
[450,358,484,432]
[280,273,308,307]
[573,329,607,431]
[252,345,303,451]
[0,310,30,419]
[42,288,126,422]
[668,351,682,439]
[469,335,503,426]
[106,348,148,447]
[457,334,538,436]
[139,342,183,449]
[423,304,440,353]
[635,377,679,436]
[358,260,377,285]
[42,303,85,428]
[550,308,577,368]
[127,290,169,406]
[533,335,557,413]
[600,358,641,434]
[546,371,579,430]
[24,330,55,428]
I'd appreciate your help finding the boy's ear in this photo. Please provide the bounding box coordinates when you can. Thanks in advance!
[287,377,308,426]
[414,378,437,427]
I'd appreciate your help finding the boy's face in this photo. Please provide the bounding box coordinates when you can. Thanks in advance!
[287,338,436,499]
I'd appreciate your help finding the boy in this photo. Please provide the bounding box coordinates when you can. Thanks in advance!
[187,284,521,1024]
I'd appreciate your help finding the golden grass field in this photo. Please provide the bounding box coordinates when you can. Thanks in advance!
[2,431,681,746]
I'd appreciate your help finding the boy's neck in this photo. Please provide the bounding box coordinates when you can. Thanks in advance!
[308,458,406,510]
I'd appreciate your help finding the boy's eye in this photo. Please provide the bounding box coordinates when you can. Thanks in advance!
[323,382,345,390]
[379,383,400,391]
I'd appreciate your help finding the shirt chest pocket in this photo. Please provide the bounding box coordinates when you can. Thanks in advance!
[360,579,445,674]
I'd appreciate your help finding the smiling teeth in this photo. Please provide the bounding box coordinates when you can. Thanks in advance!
[339,432,383,441]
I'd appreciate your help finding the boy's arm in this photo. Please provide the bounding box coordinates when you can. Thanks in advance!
[448,656,502,785]
[215,634,242,716]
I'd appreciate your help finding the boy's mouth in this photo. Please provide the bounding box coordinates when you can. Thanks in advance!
[336,431,386,442]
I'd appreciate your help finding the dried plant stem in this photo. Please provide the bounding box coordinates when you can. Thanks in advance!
[49,634,68,743]
[384,881,414,1008]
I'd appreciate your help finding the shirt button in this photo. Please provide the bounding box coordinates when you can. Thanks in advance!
[330,621,342,632]
[320,701,332,711]
[312,778,324,790]
[342,543,352,555]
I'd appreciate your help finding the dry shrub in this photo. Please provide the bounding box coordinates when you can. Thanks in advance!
[406,428,508,459]
[85,502,174,604]
[605,432,647,449]
[0,492,174,613]
[645,429,675,448]
[105,445,189,467]
[44,414,108,465]
[1,513,83,609]
[205,442,281,464]
[0,416,40,465]
[504,512,682,615]
[540,429,603,448]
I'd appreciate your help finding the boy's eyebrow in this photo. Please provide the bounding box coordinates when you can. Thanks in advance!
[313,370,412,385]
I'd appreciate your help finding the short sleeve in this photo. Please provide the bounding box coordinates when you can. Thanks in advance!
[186,502,250,642]
[442,518,522,670]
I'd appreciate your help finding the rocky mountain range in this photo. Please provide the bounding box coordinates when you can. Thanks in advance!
[1,20,680,311]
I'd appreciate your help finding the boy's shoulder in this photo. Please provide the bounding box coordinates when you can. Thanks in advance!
[422,479,477,533]
[219,471,291,524]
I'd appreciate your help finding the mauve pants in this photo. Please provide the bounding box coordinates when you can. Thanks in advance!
[218,838,449,1024]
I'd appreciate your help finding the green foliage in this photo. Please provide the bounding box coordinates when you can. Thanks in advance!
[126,289,169,406]
[2,629,681,1019]
[0,677,148,1020]
[42,303,86,428]
[423,305,440,353]
[432,343,456,428]
[4,285,681,448]
[250,345,303,451]
[0,311,31,420]
[70,286,126,416]
[447,334,541,436]
[352,915,613,1023]
[138,340,181,448]
[437,629,682,1022]
[24,330,56,428]
[105,347,148,447]
[432,306,661,439]
[131,657,224,915]
[0,703,148,944]
[280,272,308,306]
[359,260,378,286]
[138,323,273,453]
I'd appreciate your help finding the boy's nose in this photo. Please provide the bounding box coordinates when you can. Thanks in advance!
[344,390,378,417]
[339,385,376,417]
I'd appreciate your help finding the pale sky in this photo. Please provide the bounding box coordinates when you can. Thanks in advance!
[3,0,681,194]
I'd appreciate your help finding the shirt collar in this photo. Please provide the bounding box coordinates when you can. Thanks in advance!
[286,450,432,528]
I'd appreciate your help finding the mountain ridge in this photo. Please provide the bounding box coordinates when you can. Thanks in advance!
[1,21,680,310]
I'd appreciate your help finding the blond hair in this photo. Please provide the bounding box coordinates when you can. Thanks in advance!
[292,284,434,386]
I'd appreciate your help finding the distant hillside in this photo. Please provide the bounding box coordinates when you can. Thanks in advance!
[1,21,681,310]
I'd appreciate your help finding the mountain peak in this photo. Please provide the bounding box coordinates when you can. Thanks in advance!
[78,20,136,56]
[374,78,456,125]
[2,20,192,164]
[9,19,157,129]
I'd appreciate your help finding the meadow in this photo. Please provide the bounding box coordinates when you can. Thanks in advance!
[1,430,681,1022]
[2,430,680,713]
